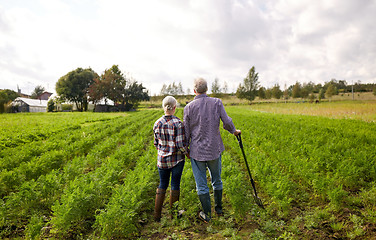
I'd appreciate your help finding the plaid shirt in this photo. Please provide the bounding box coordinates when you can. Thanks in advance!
[153,115,187,169]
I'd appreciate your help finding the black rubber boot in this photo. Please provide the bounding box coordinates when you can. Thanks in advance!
[198,193,211,223]
[214,189,223,216]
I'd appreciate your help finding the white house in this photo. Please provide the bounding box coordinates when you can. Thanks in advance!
[12,97,48,112]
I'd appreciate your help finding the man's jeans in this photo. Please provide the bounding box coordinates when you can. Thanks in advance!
[191,155,223,195]
[158,160,185,190]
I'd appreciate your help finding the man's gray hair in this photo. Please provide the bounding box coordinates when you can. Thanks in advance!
[162,96,177,111]
[194,77,208,94]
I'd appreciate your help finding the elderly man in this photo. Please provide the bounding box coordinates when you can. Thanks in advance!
[184,78,241,223]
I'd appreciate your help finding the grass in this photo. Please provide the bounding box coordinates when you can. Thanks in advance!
[245,101,376,122]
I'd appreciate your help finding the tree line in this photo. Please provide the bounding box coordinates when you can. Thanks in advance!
[2,65,376,113]
[54,65,149,111]
[157,66,376,102]
[235,66,376,102]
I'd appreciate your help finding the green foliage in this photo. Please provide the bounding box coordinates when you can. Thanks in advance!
[272,84,283,99]
[292,82,302,98]
[56,67,98,111]
[325,83,337,99]
[236,66,259,102]
[160,81,185,96]
[88,65,149,110]
[30,85,46,99]
[211,78,222,96]
[258,87,266,99]
[318,88,325,100]
[47,99,55,112]
[0,89,19,113]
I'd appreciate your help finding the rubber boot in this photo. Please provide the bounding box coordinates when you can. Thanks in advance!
[170,190,182,219]
[154,188,166,222]
[214,189,223,216]
[198,193,211,223]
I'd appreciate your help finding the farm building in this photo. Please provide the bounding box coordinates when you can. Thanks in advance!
[12,97,48,112]
[38,91,53,100]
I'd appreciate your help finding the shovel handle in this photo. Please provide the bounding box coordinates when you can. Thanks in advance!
[235,133,264,209]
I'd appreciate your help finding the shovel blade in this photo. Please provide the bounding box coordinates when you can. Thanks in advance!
[253,195,265,209]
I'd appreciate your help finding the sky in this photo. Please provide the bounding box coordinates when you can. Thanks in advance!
[1,0,376,96]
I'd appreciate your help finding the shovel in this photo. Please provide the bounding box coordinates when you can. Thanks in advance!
[236,133,265,209]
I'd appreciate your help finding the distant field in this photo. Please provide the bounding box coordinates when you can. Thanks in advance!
[145,91,376,110]
[246,101,376,122]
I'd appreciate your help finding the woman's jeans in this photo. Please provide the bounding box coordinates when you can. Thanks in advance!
[158,160,185,190]
[191,155,223,195]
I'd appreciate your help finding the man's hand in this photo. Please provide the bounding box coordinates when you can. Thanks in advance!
[233,130,241,136]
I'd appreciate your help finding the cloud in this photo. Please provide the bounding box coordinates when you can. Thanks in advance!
[0,0,375,96]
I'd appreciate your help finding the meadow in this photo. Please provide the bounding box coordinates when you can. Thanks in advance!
[0,100,375,239]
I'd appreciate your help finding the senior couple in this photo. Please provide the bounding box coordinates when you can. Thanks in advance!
[153,78,241,223]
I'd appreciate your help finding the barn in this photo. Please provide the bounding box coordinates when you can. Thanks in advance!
[12,97,48,112]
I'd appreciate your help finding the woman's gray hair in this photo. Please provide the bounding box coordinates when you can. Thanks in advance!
[194,77,208,94]
[162,96,177,111]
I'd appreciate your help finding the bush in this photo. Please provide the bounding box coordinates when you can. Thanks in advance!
[47,99,55,112]
[61,104,73,111]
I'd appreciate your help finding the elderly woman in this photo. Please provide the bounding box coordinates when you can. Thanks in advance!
[184,78,241,223]
[153,96,188,222]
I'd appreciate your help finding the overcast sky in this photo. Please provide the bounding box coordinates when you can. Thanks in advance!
[1,0,375,96]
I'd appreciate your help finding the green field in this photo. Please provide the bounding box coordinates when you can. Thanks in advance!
[1,103,375,239]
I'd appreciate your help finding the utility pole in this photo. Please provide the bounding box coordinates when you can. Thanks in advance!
[352,80,354,100]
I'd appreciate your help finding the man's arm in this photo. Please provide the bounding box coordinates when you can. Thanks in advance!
[218,100,236,133]
[218,100,241,136]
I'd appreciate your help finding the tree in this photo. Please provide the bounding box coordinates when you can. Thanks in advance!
[271,84,283,99]
[301,88,309,99]
[177,82,184,95]
[88,76,108,106]
[0,89,19,113]
[258,87,266,99]
[123,81,150,110]
[318,88,325,101]
[211,78,221,97]
[302,81,315,94]
[265,88,272,99]
[222,81,228,94]
[236,66,260,102]
[104,65,128,105]
[160,84,168,96]
[56,67,98,111]
[88,65,150,111]
[160,81,184,96]
[283,88,289,100]
[325,84,336,101]
[373,86,376,96]
[47,99,55,112]
[292,82,302,98]
[31,85,46,99]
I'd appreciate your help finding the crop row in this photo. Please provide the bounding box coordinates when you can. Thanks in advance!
[225,107,376,211]
[0,112,120,148]
[0,114,141,197]
[0,111,160,238]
